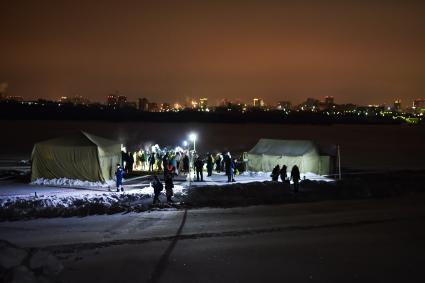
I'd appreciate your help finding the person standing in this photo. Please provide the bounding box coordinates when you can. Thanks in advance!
[206,153,214,177]
[224,152,235,182]
[152,174,163,204]
[194,156,204,181]
[149,152,156,172]
[215,154,222,173]
[115,164,124,192]
[271,165,280,181]
[279,165,287,182]
[182,153,190,173]
[291,165,301,193]
[164,171,174,203]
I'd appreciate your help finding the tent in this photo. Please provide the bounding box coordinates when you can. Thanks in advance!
[31,131,122,182]
[246,139,336,175]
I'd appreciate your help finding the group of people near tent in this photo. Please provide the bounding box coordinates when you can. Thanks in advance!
[115,148,243,203]
[271,164,301,193]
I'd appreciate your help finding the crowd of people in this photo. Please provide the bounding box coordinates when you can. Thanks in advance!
[117,146,246,203]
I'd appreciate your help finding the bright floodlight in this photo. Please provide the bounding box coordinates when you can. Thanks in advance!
[183,140,188,147]
[189,133,197,142]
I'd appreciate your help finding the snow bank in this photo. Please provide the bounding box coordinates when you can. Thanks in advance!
[31,178,115,188]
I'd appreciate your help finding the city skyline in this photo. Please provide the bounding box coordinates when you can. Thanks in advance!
[1,1,425,104]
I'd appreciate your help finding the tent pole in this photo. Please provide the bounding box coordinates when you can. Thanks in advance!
[337,144,342,180]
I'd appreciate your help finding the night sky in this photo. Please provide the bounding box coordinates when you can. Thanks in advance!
[1,0,425,105]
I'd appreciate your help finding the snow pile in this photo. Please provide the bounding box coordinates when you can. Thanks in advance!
[136,184,187,196]
[240,171,270,177]
[31,178,115,188]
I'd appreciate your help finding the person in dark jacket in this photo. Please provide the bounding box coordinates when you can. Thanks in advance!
[206,153,214,177]
[271,165,280,181]
[125,152,134,173]
[224,153,235,182]
[215,154,222,173]
[152,174,163,204]
[194,156,204,181]
[182,154,189,173]
[162,153,169,175]
[291,165,301,193]
[115,164,124,192]
[279,165,287,182]
[149,152,156,172]
[164,171,174,202]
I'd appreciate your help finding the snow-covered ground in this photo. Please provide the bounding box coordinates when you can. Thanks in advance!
[0,171,333,210]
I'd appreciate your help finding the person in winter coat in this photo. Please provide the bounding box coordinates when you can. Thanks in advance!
[125,152,134,173]
[152,174,163,204]
[271,165,280,181]
[224,153,235,182]
[279,165,287,182]
[206,153,214,177]
[182,154,190,173]
[149,152,156,172]
[162,153,169,174]
[194,156,204,181]
[291,165,301,193]
[215,154,222,173]
[115,164,124,192]
[164,171,174,202]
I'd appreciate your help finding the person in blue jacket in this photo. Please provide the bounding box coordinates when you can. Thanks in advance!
[115,164,124,192]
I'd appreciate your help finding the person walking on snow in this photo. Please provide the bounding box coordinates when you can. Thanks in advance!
[115,164,124,192]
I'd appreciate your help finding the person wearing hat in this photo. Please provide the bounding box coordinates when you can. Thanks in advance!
[115,163,125,192]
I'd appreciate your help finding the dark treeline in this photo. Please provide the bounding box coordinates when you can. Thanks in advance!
[0,101,406,124]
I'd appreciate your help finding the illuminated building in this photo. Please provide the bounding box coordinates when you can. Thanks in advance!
[174,103,182,111]
[413,99,425,108]
[107,94,118,106]
[324,96,334,105]
[6,96,24,102]
[277,101,291,111]
[191,100,199,109]
[413,98,425,114]
[148,102,159,112]
[138,98,149,111]
[117,96,127,108]
[253,98,265,108]
[199,98,208,111]
[393,99,402,112]
[160,102,172,112]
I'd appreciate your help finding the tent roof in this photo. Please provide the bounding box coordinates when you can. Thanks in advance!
[248,139,319,156]
[35,131,120,148]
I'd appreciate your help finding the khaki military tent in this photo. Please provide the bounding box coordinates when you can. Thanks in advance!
[246,139,335,175]
[31,131,122,182]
